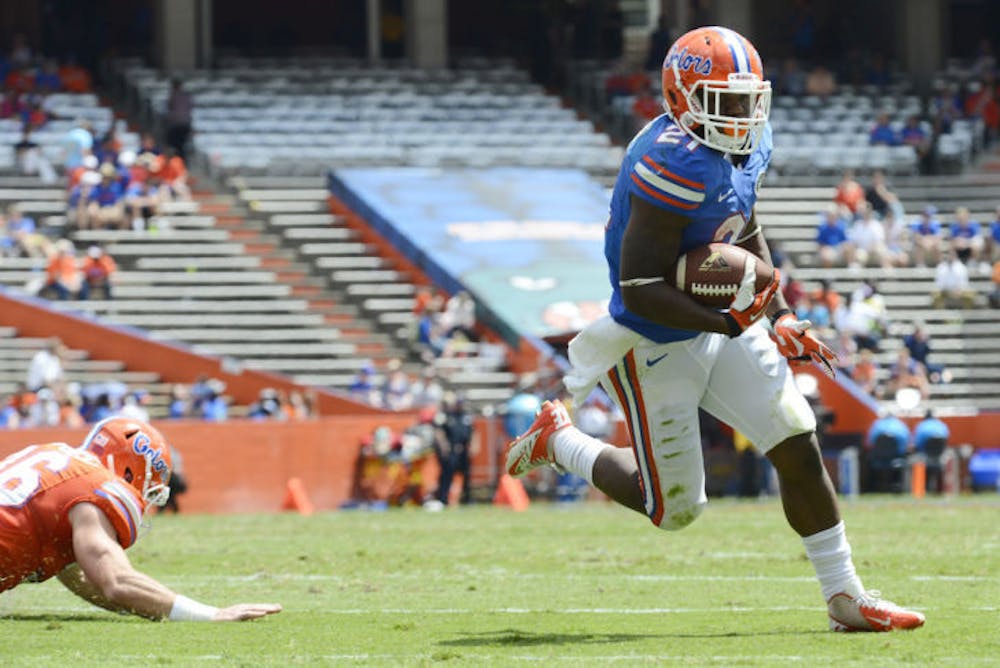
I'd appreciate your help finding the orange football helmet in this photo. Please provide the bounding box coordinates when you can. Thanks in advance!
[81,417,172,507]
[661,26,771,155]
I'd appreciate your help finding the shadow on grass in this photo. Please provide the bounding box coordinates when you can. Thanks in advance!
[440,627,824,648]
[0,613,127,623]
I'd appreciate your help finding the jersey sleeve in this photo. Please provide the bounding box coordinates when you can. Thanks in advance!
[84,478,145,549]
[627,145,709,214]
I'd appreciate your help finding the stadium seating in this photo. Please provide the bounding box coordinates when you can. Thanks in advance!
[112,58,624,181]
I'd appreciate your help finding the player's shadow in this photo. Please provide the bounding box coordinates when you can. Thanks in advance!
[439,628,658,648]
[0,613,120,623]
[440,627,824,648]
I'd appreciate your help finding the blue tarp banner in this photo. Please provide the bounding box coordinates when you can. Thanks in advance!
[328,167,612,342]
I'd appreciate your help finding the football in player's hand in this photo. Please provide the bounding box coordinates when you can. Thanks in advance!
[671,243,774,308]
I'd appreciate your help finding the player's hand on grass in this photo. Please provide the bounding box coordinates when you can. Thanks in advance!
[770,311,837,377]
[723,265,781,336]
[213,603,283,621]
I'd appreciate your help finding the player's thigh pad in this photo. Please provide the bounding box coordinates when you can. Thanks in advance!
[601,336,715,530]
[701,323,816,454]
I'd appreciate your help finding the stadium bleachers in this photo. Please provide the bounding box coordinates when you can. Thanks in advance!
[114,58,624,181]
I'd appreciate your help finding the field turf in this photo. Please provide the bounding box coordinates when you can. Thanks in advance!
[1,496,998,666]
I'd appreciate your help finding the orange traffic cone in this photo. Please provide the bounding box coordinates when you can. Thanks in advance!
[281,477,315,516]
[493,474,530,512]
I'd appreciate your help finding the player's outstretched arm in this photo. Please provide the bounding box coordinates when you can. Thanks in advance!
[60,503,281,621]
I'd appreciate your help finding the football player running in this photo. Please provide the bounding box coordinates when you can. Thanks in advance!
[0,417,282,622]
[506,26,923,632]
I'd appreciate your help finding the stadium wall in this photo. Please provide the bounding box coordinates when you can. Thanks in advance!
[0,290,383,415]
[0,416,510,513]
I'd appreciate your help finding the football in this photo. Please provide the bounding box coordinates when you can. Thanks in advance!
[671,243,774,308]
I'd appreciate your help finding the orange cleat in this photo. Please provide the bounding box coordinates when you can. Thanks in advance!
[827,590,926,632]
[504,400,572,477]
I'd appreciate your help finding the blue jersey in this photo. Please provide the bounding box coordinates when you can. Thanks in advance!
[606,115,772,343]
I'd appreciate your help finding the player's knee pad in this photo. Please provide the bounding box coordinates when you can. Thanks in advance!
[651,496,706,531]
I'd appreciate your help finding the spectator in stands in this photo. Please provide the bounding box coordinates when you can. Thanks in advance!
[865,170,904,221]
[26,338,65,392]
[14,126,56,183]
[118,390,151,422]
[780,270,804,307]
[869,112,900,146]
[58,55,92,93]
[411,365,444,409]
[416,294,449,360]
[33,58,61,92]
[247,388,285,420]
[61,119,93,172]
[816,204,851,267]
[988,205,1000,263]
[882,209,911,268]
[85,163,126,230]
[949,206,985,267]
[833,169,865,216]
[197,378,228,421]
[348,362,379,405]
[775,57,807,96]
[4,204,50,258]
[851,348,881,398]
[68,169,101,230]
[847,203,892,268]
[284,390,313,420]
[932,247,976,309]
[168,384,191,419]
[804,63,836,98]
[830,329,858,375]
[910,205,944,266]
[78,244,117,300]
[794,293,831,333]
[631,86,663,131]
[643,14,673,72]
[124,166,162,231]
[836,283,887,352]
[992,259,1000,308]
[964,79,1000,146]
[58,390,85,429]
[153,148,192,201]
[865,52,892,91]
[811,278,844,319]
[380,358,413,411]
[900,115,932,171]
[164,79,193,160]
[903,321,949,384]
[27,387,61,427]
[885,346,930,401]
[930,83,962,135]
[41,239,83,300]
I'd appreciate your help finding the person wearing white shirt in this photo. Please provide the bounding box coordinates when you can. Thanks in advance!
[27,338,65,392]
[933,249,975,308]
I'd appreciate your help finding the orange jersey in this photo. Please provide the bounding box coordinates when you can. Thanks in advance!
[0,443,144,592]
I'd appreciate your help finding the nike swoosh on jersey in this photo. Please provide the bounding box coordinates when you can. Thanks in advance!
[646,352,669,367]
[718,188,735,202]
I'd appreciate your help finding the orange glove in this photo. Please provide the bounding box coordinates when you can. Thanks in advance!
[722,263,781,337]
[770,310,837,377]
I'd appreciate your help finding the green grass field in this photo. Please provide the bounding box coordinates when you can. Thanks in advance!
[2,496,999,666]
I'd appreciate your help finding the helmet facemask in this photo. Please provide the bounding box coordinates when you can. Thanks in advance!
[671,66,771,155]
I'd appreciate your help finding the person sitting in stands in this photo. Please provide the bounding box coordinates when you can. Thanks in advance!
[79,244,117,300]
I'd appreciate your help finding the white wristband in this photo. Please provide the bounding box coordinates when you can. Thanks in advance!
[168,594,219,621]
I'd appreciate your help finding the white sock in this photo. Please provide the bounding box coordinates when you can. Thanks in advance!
[551,427,610,485]
[802,521,865,600]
